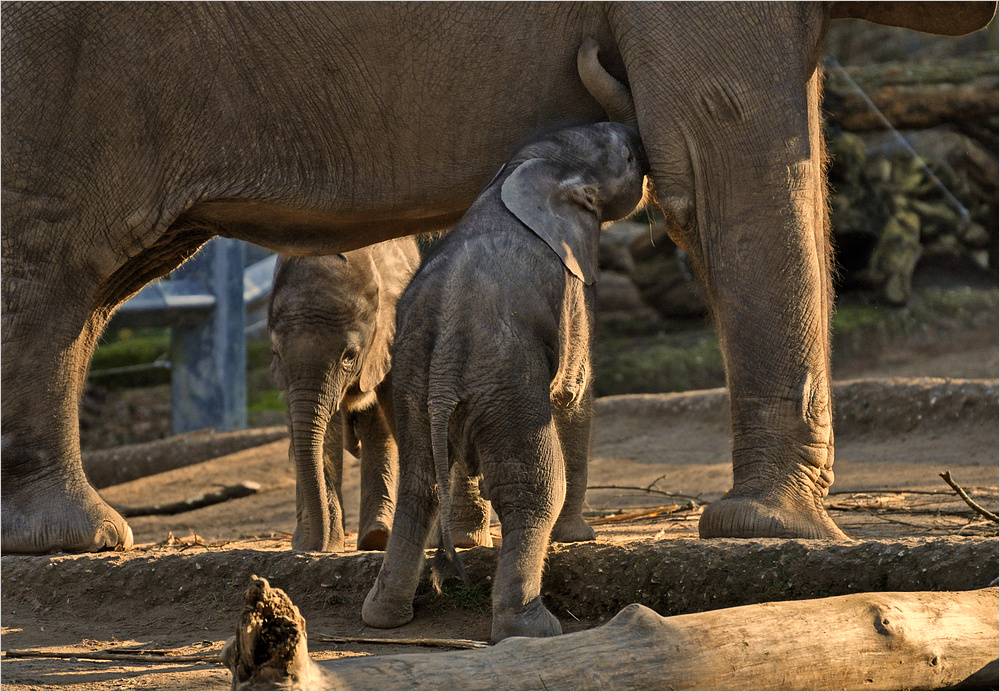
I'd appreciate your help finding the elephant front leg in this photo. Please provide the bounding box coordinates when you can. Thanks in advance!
[2,274,132,553]
[550,391,596,543]
[351,402,397,551]
[686,93,846,539]
[611,0,845,540]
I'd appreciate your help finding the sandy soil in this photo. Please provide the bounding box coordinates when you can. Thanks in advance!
[2,320,997,690]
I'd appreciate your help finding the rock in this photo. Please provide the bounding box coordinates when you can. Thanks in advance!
[599,220,648,274]
[595,270,656,317]
[630,253,708,318]
[864,211,923,305]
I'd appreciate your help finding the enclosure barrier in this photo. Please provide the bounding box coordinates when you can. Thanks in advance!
[107,238,276,434]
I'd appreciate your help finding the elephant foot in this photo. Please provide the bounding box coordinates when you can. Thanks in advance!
[699,492,848,540]
[452,522,493,549]
[361,574,414,628]
[491,597,562,642]
[1,480,133,554]
[550,514,595,543]
[357,521,390,551]
[291,523,345,553]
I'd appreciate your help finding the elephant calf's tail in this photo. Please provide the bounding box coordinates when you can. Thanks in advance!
[429,399,469,585]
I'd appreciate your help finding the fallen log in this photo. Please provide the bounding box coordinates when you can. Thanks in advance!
[82,426,287,488]
[224,577,998,691]
[115,480,261,517]
[824,54,999,132]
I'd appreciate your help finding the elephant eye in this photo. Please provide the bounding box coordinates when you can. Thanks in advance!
[342,346,359,364]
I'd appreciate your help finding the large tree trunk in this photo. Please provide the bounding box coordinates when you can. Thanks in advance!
[225,578,998,691]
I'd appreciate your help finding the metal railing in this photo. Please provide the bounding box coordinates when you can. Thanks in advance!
[107,238,277,435]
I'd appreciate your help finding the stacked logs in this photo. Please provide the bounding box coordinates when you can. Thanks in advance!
[822,53,997,304]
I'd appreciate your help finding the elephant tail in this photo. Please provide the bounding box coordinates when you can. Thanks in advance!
[429,398,469,585]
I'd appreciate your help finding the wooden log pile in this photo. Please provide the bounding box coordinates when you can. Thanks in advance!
[224,577,999,691]
[824,54,998,304]
[824,54,999,132]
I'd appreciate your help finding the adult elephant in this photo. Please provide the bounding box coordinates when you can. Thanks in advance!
[2,2,994,554]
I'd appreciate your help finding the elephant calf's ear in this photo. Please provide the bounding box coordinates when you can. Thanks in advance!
[359,257,393,393]
[501,159,602,285]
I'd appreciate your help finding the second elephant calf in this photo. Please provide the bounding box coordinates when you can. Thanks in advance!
[363,122,647,641]
[268,239,418,553]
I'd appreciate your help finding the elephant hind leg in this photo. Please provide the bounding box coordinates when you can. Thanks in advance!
[1,470,134,553]
[2,212,211,554]
[481,420,565,642]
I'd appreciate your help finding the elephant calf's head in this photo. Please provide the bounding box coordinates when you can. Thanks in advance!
[499,122,649,284]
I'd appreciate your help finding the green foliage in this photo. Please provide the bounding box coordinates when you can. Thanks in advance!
[246,337,274,371]
[89,330,171,389]
[428,578,491,615]
[248,388,284,413]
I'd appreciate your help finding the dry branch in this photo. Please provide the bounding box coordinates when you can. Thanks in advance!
[940,471,1000,523]
[312,635,487,650]
[225,577,999,691]
[3,649,221,664]
[82,426,287,488]
[586,484,705,504]
[587,505,683,525]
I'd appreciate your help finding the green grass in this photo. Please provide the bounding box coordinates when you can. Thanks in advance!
[427,577,492,615]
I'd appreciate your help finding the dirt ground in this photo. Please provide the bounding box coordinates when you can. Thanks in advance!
[2,316,998,690]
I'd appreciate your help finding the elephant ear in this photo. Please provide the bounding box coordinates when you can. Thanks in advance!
[359,256,394,393]
[501,158,602,285]
[830,1,996,36]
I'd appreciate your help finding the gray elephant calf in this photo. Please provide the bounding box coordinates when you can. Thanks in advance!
[362,122,647,641]
[268,238,419,552]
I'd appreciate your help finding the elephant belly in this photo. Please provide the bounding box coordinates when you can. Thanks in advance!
[181,199,466,257]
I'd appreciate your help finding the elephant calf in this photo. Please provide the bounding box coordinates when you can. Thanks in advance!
[268,238,419,552]
[362,122,647,641]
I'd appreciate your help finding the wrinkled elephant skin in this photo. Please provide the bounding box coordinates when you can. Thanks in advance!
[2,2,994,553]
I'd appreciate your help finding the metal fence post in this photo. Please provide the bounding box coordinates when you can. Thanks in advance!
[169,238,248,434]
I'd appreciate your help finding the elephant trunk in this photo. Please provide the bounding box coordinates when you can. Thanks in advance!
[577,36,637,126]
[286,372,343,551]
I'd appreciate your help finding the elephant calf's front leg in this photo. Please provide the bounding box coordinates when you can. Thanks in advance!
[550,395,596,543]
[352,403,398,551]
[361,458,437,629]
[449,460,493,549]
